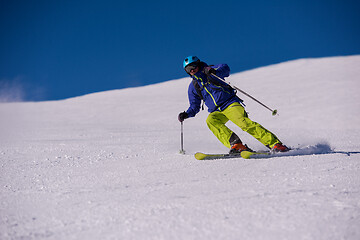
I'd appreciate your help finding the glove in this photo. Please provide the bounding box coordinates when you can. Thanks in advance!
[178,111,188,122]
[203,67,216,76]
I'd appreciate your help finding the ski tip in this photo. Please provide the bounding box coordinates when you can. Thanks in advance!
[240,151,253,159]
[241,150,271,159]
[194,152,207,160]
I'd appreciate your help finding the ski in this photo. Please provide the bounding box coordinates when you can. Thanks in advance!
[194,152,239,160]
[194,151,270,160]
[240,151,271,159]
[194,144,334,160]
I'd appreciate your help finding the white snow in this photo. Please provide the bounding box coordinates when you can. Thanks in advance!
[1,55,360,240]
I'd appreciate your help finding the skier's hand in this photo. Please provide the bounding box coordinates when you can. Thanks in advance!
[203,67,216,76]
[178,111,188,122]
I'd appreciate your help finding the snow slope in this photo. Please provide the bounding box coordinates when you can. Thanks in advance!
[1,55,360,240]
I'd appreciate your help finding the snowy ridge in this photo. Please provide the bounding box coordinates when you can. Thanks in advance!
[1,55,360,240]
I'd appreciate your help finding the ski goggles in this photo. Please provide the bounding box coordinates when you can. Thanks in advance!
[185,63,199,74]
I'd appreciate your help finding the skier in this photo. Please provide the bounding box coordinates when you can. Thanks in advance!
[178,56,289,153]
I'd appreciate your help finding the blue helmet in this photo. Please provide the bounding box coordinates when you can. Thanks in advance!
[183,56,200,68]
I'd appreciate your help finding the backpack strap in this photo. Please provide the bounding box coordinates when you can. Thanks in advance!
[191,79,205,110]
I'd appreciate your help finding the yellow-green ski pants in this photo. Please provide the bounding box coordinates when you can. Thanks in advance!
[206,102,281,149]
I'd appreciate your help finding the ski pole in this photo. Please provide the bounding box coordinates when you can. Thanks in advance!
[179,121,186,154]
[211,73,278,116]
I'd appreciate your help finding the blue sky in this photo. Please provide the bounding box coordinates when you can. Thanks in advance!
[1,0,360,101]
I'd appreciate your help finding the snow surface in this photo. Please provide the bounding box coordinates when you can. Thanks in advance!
[1,55,360,240]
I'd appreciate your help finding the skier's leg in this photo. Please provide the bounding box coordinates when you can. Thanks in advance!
[206,111,234,148]
[224,102,282,148]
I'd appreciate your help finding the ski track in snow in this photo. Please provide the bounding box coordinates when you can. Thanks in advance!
[1,56,360,240]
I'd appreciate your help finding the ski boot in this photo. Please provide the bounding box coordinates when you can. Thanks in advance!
[229,143,253,154]
[271,143,290,153]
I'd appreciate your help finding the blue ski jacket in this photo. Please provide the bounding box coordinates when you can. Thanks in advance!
[186,62,242,118]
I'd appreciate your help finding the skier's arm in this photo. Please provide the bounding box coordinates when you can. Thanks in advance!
[206,64,233,89]
[207,64,231,87]
[186,84,201,118]
[213,64,230,79]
